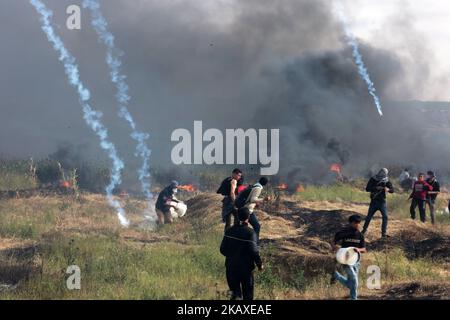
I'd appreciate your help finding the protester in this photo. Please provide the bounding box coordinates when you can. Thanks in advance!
[220,207,263,300]
[399,168,410,182]
[426,171,440,225]
[362,168,394,238]
[235,177,270,241]
[409,173,433,223]
[236,176,246,194]
[155,181,180,225]
[217,168,242,231]
[331,214,366,300]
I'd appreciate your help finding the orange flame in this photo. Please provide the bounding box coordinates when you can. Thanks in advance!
[59,180,72,188]
[178,184,196,192]
[276,183,288,190]
[296,184,305,193]
[330,163,342,174]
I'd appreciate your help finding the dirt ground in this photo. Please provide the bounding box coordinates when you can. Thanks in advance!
[1,191,449,299]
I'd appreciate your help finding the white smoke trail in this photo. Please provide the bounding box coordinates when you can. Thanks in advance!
[30,0,129,227]
[82,0,156,223]
[334,2,383,116]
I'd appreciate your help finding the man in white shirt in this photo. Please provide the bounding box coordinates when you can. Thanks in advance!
[244,177,270,241]
[399,169,410,182]
[399,169,412,191]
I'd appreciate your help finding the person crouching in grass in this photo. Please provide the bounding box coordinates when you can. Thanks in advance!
[331,214,367,300]
[220,207,263,300]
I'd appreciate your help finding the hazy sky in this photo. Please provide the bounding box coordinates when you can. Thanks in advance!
[1,0,450,166]
[198,0,450,100]
[344,0,450,101]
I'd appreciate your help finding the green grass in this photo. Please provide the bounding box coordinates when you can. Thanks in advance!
[0,181,448,299]
[295,183,369,203]
[386,193,450,225]
[367,248,445,283]
[0,160,37,191]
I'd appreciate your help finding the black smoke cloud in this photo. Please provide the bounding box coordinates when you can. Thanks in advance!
[0,0,447,187]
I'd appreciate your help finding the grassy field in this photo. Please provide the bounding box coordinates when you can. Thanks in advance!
[0,160,449,300]
[295,183,369,203]
[0,160,37,191]
[0,195,281,299]
[0,188,448,299]
[293,182,450,225]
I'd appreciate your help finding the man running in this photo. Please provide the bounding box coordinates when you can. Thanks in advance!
[243,177,270,242]
[332,214,366,300]
[217,168,242,231]
[362,168,394,238]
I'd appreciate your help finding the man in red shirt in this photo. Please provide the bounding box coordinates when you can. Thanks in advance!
[409,173,433,223]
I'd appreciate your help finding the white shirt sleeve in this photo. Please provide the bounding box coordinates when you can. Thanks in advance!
[248,186,263,204]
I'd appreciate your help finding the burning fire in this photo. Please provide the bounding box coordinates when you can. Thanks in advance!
[330,163,342,174]
[59,180,72,188]
[178,184,196,192]
[276,183,288,190]
[296,184,305,193]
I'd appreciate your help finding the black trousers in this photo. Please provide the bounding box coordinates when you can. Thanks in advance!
[222,198,238,231]
[226,268,254,300]
[410,198,426,222]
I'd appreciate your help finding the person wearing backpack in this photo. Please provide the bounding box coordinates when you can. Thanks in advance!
[217,168,242,231]
[235,177,270,241]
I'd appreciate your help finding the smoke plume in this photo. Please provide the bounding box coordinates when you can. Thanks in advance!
[3,0,450,188]
[83,0,155,221]
[30,0,129,226]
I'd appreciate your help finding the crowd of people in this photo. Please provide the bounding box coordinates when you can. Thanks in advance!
[331,167,442,300]
[217,168,270,300]
[363,168,441,239]
[154,167,444,301]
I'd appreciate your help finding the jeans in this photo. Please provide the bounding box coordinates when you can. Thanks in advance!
[222,197,237,231]
[334,262,360,300]
[426,198,436,224]
[248,213,260,241]
[226,268,254,300]
[363,201,388,236]
[410,198,426,222]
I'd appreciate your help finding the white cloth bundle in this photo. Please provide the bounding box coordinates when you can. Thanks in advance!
[169,201,187,218]
[336,247,360,266]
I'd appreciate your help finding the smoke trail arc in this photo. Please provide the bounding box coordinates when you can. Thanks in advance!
[30,0,129,227]
[335,3,383,116]
[83,0,155,221]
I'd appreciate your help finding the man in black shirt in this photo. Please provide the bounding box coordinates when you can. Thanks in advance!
[220,207,263,300]
[217,168,242,231]
[362,168,394,238]
[426,171,440,225]
[332,214,366,300]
